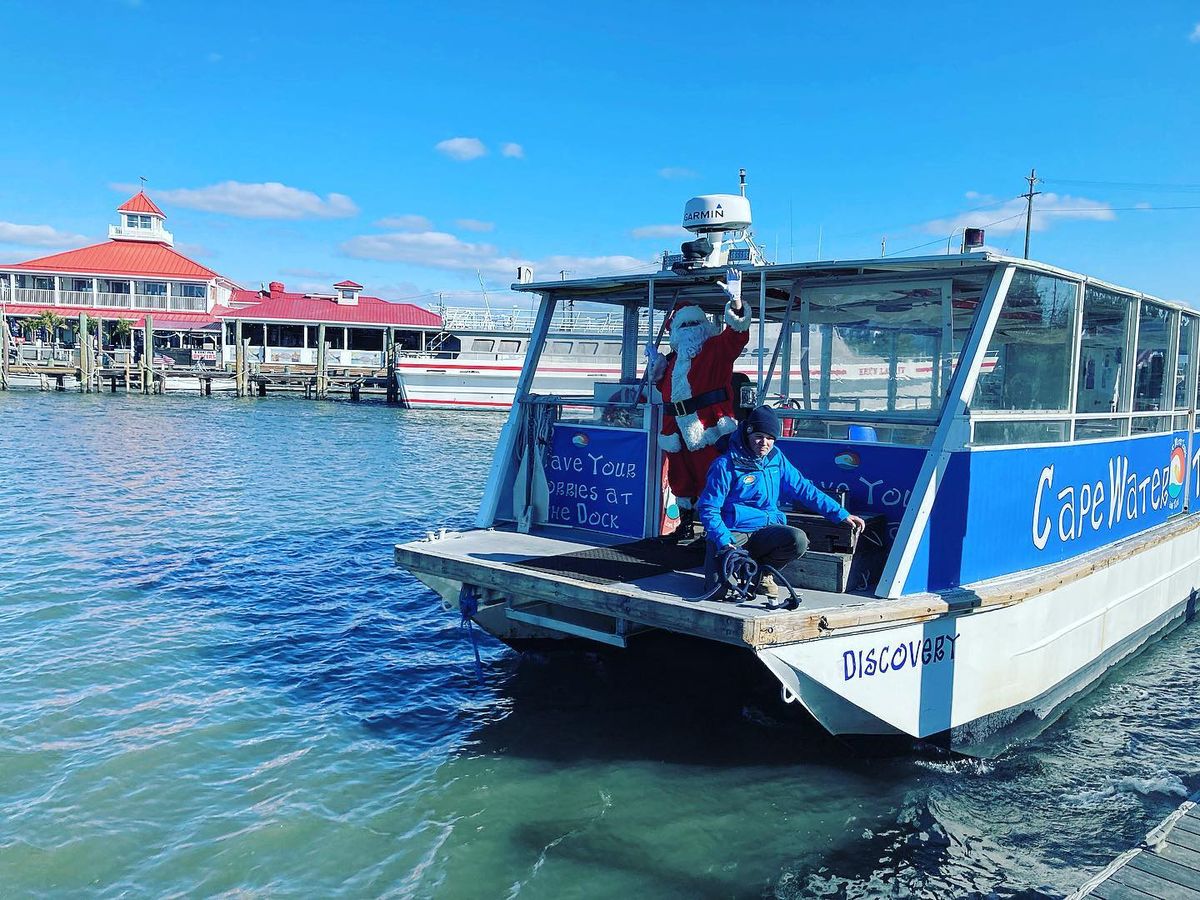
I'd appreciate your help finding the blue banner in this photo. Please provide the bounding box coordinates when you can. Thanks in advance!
[543,425,647,538]
[903,431,1189,594]
[776,439,927,540]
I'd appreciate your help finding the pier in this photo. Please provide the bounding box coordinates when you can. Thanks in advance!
[1072,791,1200,899]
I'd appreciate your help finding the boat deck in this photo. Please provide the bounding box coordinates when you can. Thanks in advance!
[394,525,954,649]
[1073,792,1200,899]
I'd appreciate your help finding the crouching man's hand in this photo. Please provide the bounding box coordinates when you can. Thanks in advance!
[846,514,867,536]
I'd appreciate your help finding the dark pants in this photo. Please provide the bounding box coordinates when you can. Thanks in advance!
[704,525,810,588]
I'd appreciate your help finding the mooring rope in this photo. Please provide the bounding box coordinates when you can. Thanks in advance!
[457,585,485,683]
[684,546,802,610]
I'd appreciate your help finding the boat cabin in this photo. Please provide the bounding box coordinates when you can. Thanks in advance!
[466,254,1195,598]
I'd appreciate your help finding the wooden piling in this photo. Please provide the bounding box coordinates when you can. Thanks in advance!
[233,320,244,396]
[142,315,154,395]
[386,327,398,403]
[315,324,327,399]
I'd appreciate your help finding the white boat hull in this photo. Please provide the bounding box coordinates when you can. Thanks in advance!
[758,523,1200,749]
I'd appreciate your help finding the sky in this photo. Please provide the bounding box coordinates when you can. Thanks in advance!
[1,0,1199,309]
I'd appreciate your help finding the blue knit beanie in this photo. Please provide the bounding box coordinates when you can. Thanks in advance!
[744,405,781,440]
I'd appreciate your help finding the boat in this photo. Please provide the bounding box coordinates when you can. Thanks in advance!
[394,186,1200,754]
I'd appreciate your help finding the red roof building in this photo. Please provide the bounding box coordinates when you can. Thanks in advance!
[2,191,444,370]
[1,190,234,331]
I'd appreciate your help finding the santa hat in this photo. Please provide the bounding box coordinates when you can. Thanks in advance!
[666,299,708,331]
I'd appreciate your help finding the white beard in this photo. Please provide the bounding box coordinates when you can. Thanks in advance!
[669,320,719,361]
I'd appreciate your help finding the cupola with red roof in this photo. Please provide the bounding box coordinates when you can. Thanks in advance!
[110,190,174,246]
[333,279,363,305]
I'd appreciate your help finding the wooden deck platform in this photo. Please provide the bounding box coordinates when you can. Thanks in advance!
[395,525,954,650]
[1072,792,1200,899]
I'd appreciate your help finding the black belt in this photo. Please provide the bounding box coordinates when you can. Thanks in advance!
[664,387,728,417]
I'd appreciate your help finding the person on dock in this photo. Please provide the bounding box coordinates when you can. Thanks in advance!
[697,406,866,601]
[645,269,751,537]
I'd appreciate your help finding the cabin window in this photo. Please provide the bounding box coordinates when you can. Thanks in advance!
[33,276,54,291]
[577,342,599,355]
[972,420,1071,446]
[548,341,573,355]
[141,281,167,296]
[71,278,92,292]
[326,328,345,349]
[1175,314,1195,411]
[1132,301,1172,417]
[788,277,976,418]
[1075,287,1130,415]
[347,328,377,351]
[470,339,495,352]
[178,284,206,299]
[973,271,1078,412]
[498,339,522,354]
[244,323,266,347]
[100,279,131,294]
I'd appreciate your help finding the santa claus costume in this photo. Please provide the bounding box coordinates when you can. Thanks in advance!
[646,289,751,523]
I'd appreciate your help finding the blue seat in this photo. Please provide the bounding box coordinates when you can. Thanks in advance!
[848,425,878,442]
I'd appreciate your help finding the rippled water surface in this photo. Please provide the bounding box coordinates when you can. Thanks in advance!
[1,391,1197,898]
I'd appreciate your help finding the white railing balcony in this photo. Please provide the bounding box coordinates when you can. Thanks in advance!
[58,290,96,307]
[96,292,134,308]
[13,287,55,305]
[108,224,174,246]
[168,295,208,312]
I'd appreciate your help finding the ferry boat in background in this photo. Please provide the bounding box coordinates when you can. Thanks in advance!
[396,184,1200,755]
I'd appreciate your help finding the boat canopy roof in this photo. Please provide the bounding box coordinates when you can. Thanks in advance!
[512,252,1195,319]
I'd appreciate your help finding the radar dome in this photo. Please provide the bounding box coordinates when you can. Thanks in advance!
[681,194,752,234]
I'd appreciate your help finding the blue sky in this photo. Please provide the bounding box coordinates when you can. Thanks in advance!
[1,0,1198,308]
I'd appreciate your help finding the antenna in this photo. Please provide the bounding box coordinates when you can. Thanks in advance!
[1022,167,1042,259]
[739,168,747,198]
[475,270,492,317]
[139,175,147,189]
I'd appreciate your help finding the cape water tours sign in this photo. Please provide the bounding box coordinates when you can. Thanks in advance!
[543,425,647,538]
[1029,434,1186,553]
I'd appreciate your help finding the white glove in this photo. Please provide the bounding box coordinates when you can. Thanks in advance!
[716,267,742,306]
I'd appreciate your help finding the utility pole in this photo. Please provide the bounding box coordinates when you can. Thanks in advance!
[880,236,886,257]
[1022,167,1042,259]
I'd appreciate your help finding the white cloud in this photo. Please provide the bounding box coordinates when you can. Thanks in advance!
[435,137,487,161]
[0,222,91,248]
[113,181,358,219]
[1134,201,1152,209]
[658,167,698,180]
[923,192,1115,236]
[1190,22,1200,42]
[631,224,687,240]
[375,214,433,231]
[456,218,494,232]
[340,229,654,279]
[501,142,524,159]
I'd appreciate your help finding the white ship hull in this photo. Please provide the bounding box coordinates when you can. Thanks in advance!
[757,523,1200,749]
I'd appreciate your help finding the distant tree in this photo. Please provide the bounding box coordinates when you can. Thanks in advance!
[31,310,64,343]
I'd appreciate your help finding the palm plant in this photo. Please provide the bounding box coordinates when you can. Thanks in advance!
[112,318,134,349]
[32,310,64,344]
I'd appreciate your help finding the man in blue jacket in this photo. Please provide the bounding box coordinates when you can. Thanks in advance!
[697,406,865,601]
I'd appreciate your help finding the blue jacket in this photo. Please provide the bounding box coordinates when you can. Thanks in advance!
[697,429,849,548]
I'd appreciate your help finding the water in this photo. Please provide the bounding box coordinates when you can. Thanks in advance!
[0,391,1197,898]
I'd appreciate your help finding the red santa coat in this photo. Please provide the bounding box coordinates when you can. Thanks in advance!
[654,302,751,453]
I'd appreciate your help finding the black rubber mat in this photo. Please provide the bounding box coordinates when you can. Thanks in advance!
[515,537,706,585]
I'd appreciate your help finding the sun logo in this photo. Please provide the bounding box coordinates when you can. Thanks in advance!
[1168,445,1186,500]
